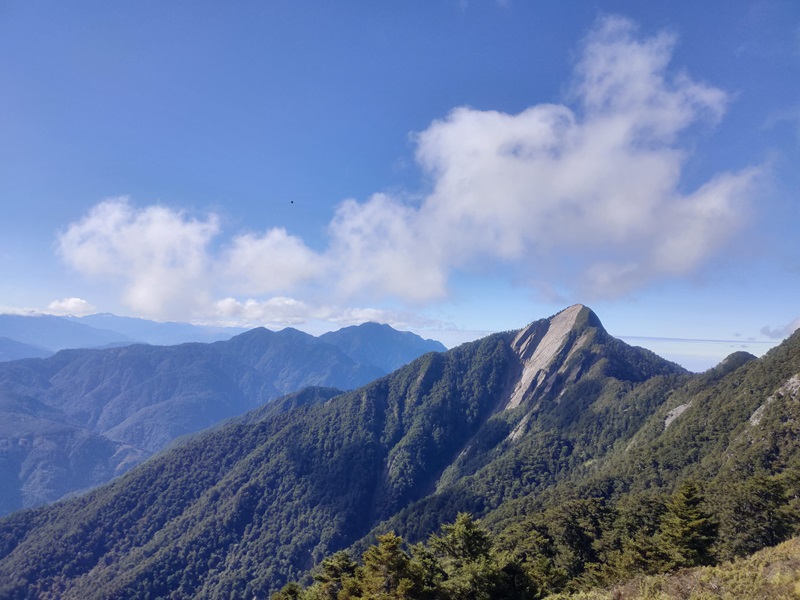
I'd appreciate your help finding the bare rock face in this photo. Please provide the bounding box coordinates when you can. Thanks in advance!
[505,304,594,410]
[750,374,800,426]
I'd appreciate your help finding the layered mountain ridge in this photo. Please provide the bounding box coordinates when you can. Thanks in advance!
[0,313,245,358]
[0,304,754,598]
[1,305,798,598]
[0,322,443,516]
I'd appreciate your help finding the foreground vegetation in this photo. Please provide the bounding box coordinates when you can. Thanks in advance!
[274,473,800,599]
[546,535,800,600]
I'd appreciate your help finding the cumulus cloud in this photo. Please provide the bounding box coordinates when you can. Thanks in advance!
[761,318,800,339]
[214,296,315,326]
[328,194,448,302]
[56,16,759,323]
[57,198,219,318]
[46,297,96,316]
[397,16,754,298]
[311,15,757,300]
[221,228,324,295]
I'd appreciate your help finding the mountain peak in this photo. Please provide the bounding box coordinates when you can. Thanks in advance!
[505,304,606,410]
[512,305,599,353]
[320,322,446,373]
[555,303,603,329]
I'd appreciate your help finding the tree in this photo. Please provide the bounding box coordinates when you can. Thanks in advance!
[546,498,608,579]
[429,513,536,600]
[716,474,796,560]
[359,532,417,599]
[271,581,304,600]
[311,551,359,600]
[659,481,717,568]
[429,513,492,568]
[407,543,446,600]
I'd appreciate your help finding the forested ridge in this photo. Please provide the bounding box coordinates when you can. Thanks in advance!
[280,325,800,599]
[0,322,438,516]
[0,306,798,599]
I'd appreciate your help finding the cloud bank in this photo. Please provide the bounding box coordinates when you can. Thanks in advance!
[46,297,96,316]
[56,16,758,325]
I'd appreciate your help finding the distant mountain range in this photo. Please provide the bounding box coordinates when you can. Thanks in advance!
[0,313,250,358]
[2,305,798,598]
[320,321,447,373]
[0,314,136,354]
[0,320,444,516]
[0,336,51,361]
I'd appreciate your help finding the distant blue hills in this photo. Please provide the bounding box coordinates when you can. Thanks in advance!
[0,312,446,363]
[0,313,247,357]
[0,314,445,515]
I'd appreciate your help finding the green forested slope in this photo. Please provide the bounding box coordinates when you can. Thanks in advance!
[282,325,800,599]
[0,334,519,598]
[0,323,432,516]
[474,328,800,596]
[1,307,797,600]
[355,320,687,548]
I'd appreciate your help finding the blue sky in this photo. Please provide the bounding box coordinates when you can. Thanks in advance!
[1,1,798,371]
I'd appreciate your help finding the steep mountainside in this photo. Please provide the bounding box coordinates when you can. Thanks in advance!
[268,322,800,600]
[459,328,800,596]
[0,305,698,598]
[320,322,446,373]
[361,305,689,543]
[0,324,437,516]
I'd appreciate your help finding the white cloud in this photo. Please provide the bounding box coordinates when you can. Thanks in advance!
[214,296,315,326]
[328,194,448,302]
[394,15,754,298]
[221,228,324,295]
[213,296,446,331]
[56,16,759,323]
[0,305,41,316]
[57,198,219,319]
[46,297,96,316]
[311,16,756,301]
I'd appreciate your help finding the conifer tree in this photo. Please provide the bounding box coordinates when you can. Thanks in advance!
[309,551,359,600]
[716,474,795,559]
[428,513,536,600]
[429,513,493,568]
[359,532,417,599]
[271,581,304,600]
[659,481,718,568]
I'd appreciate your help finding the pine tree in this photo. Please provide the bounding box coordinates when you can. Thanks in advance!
[310,551,359,600]
[428,513,493,568]
[428,513,537,600]
[271,581,304,600]
[359,532,417,599]
[659,481,718,568]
